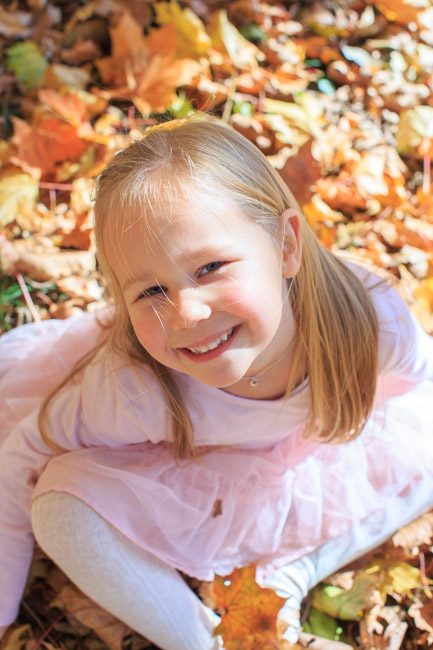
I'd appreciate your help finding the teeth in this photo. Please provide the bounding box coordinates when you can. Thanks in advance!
[187,328,234,355]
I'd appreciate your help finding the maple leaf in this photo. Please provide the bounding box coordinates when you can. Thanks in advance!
[11,116,90,180]
[212,564,285,650]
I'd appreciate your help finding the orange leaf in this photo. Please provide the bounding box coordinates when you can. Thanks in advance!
[38,88,87,126]
[11,116,89,179]
[212,564,285,650]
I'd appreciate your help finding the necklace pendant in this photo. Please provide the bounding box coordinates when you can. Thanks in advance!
[249,377,258,387]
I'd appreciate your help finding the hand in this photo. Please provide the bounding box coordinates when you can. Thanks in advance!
[261,556,317,645]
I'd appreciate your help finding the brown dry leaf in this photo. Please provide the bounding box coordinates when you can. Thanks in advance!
[52,583,131,650]
[212,564,285,649]
[409,599,433,638]
[1,624,33,650]
[42,63,91,91]
[56,275,104,301]
[275,139,323,208]
[0,6,32,39]
[0,238,96,281]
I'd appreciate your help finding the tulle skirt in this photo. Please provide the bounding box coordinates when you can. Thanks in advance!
[1,315,433,580]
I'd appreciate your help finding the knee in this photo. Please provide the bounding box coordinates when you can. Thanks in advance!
[31,491,85,559]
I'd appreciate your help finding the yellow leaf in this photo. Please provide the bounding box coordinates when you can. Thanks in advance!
[208,10,265,69]
[367,0,427,24]
[386,562,430,597]
[0,170,39,228]
[263,96,323,136]
[397,106,433,156]
[154,1,211,59]
[303,195,345,227]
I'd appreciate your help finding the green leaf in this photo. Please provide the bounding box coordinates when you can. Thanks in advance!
[5,41,48,93]
[303,607,342,640]
[312,572,378,621]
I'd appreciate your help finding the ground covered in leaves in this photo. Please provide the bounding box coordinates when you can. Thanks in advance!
[1,0,433,648]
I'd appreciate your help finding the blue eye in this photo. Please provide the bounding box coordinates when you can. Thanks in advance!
[198,261,224,277]
[139,285,165,299]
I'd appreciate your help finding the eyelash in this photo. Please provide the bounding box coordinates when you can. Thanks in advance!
[137,261,226,300]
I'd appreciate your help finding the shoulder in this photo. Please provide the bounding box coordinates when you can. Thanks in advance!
[342,257,433,377]
[79,343,170,443]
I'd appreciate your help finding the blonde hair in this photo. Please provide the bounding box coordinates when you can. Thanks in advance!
[40,115,378,457]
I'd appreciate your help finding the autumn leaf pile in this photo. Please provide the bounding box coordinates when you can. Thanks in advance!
[1,0,433,649]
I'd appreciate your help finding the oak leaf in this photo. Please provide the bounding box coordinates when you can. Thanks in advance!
[212,564,285,650]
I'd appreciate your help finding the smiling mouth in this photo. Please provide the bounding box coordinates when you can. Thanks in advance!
[186,327,235,355]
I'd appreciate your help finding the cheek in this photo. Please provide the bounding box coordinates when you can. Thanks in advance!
[129,308,166,354]
[222,280,282,324]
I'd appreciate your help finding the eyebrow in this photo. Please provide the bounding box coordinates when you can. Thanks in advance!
[121,245,232,292]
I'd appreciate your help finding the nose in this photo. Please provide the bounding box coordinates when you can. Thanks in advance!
[170,288,212,330]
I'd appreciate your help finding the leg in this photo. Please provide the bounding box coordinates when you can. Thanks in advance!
[262,482,433,643]
[31,492,221,650]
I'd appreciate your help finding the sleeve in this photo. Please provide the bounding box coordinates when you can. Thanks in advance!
[0,348,168,627]
[0,384,99,626]
[373,280,433,381]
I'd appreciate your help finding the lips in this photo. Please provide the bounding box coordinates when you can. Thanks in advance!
[179,326,238,362]
[187,327,235,354]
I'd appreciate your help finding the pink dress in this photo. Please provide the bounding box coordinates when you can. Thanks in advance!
[1,266,433,626]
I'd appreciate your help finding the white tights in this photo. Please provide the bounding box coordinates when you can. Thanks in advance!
[31,493,221,650]
[31,488,433,650]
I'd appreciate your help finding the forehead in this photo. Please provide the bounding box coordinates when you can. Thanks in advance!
[108,189,273,286]
[120,189,257,253]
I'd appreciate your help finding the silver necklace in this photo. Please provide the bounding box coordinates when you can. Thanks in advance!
[243,338,297,387]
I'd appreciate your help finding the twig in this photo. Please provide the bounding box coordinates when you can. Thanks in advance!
[420,552,432,597]
[30,612,65,650]
[39,182,73,190]
[16,273,41,324]
[221,74,237,123]
[423,151,431,195]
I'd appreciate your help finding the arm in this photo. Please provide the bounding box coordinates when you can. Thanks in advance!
[0,346,167,628]
[0,384,92,626]
[262,461,433,643]
[371,277,433,381]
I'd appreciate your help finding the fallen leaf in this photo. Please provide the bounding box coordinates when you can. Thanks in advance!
[42,63,91,91]
[154,1,212,59]
[368,0,424,25]
[11,116,90,179]
[0,6,32,39]
[5,41,48,93]
[52,583,131,650]
[209,10,265,69]
[397,106,433,157]
[0,238,96,281]
[312,572,378,621]
[0,170,40,228]
[212,564,285,649]
[275,139,323,207]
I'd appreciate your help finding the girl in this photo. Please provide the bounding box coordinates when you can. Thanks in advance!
[0,116,432,650]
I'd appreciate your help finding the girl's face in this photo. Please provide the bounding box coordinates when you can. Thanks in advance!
[113,190,302,400]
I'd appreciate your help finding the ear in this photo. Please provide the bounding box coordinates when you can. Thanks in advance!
[280,208,302,279]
